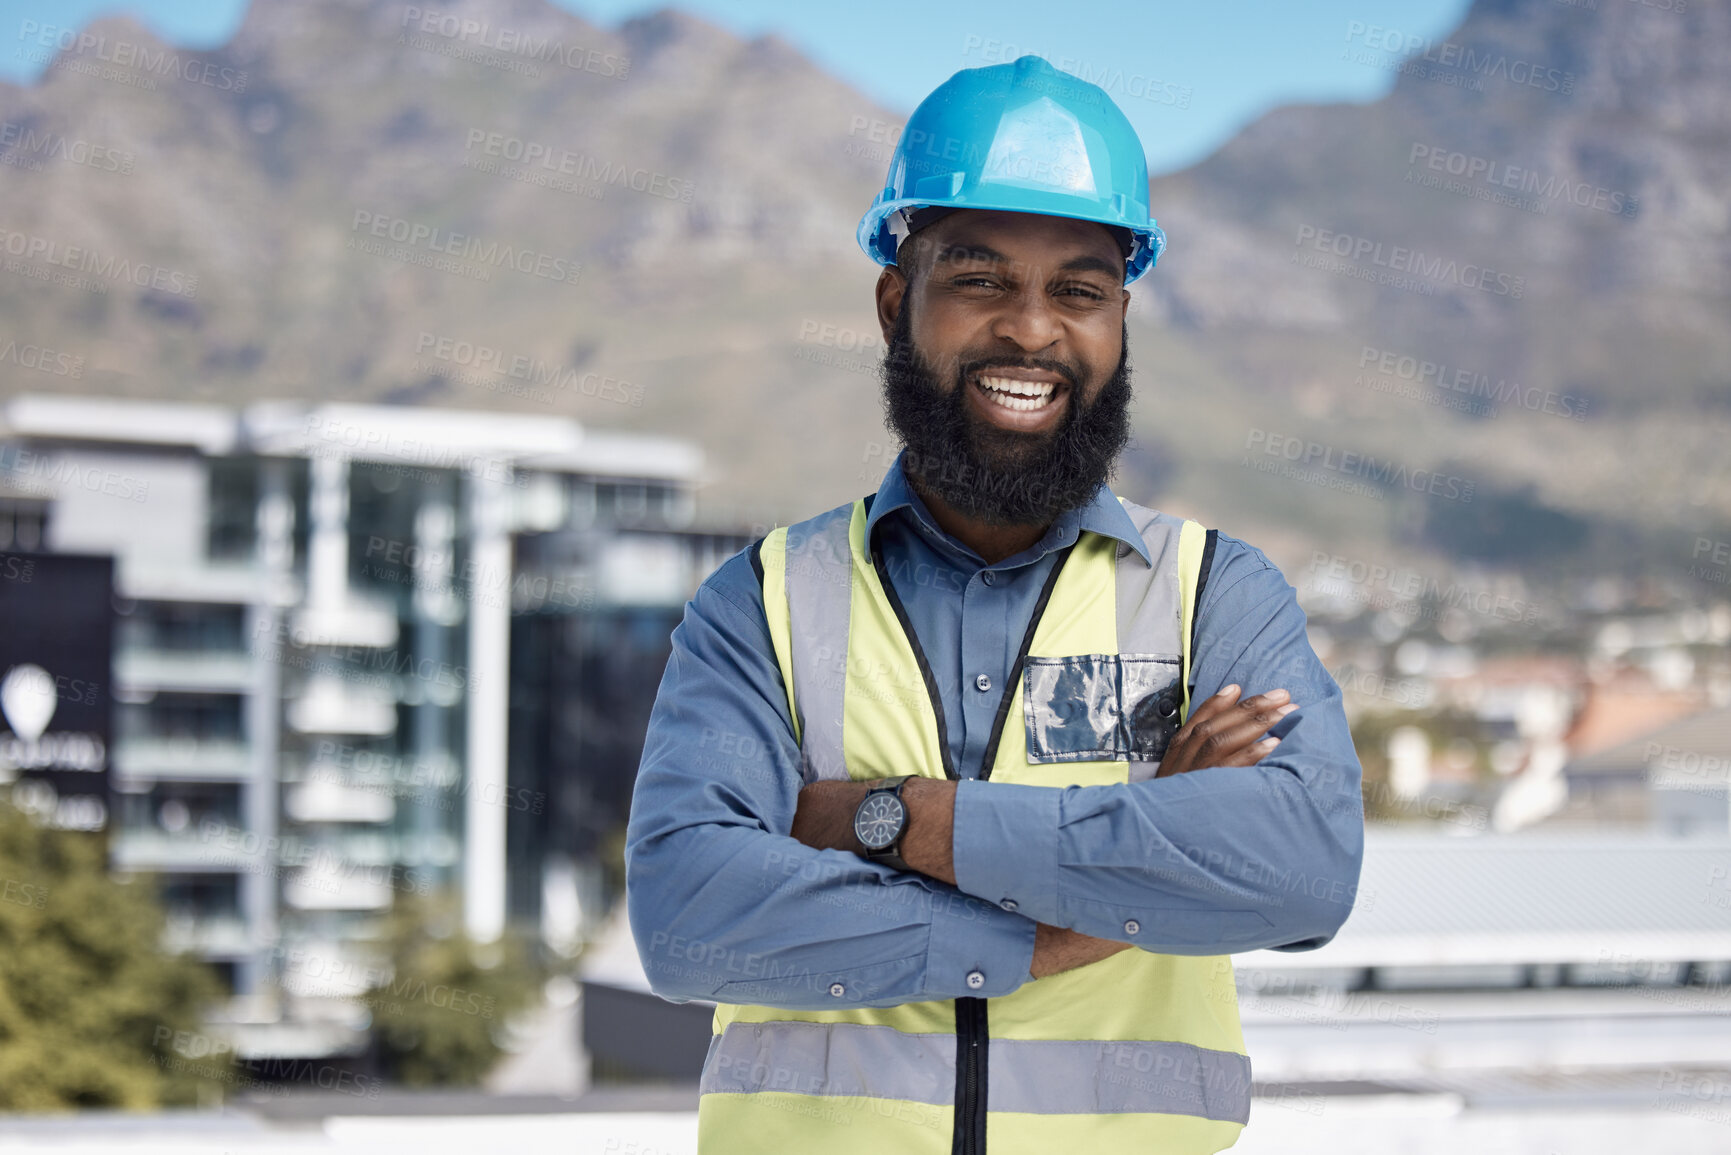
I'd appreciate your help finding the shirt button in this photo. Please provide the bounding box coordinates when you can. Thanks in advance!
[966,970,985,990]
[982,570,996,586]
[829,982,845,997]
[975,673,992,693]
[999,898,1018,912]
[1124,919,1141,936]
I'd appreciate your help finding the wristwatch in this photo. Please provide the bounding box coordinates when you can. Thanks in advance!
[853,776,915,871]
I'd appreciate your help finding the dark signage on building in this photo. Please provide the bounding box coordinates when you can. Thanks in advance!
[0,552,113,831]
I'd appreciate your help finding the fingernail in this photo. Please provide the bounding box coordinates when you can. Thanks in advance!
[1215,684,1240,699]
[1258,737,1280,748]
[1277,703,1298,716]
[1264,688,1290,703]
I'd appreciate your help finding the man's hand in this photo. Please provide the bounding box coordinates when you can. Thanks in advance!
[1033,685,1295,979]
[1155,685,1296,778]
[793,688,1295,981]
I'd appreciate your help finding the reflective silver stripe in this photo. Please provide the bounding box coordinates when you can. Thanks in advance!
[1113,503,1183,658]
[990,1038,1252,1123]
[782,503,856,782]
[1113,504,1185,781]
[699,1021,1250,1124]
[699,1019,954,1104]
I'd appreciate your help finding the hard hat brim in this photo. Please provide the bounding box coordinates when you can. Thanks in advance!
[860,197,1166,286]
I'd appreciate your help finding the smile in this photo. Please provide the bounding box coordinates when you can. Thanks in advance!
[976,374,1061,413]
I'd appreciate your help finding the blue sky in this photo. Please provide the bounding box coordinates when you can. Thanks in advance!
[0,0,1472,175]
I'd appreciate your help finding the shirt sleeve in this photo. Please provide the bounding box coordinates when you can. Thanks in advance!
[624,548,1039,1010]
[948,535,1365,954]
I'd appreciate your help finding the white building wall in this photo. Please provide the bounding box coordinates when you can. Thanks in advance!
[38,448,208,573]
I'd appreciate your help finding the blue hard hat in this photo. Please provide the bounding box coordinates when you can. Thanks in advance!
[857,54,1166,285]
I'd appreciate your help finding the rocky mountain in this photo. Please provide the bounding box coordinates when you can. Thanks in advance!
[1138,0,1731,565]
[0,0,1725,587]
[0,0,902,526]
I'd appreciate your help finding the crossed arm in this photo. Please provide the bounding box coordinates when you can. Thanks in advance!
[624,542,1364,1009]
[790,685,1302,978]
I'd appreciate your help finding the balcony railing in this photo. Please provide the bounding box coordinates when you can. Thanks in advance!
[291,596,399,649]
[115,648,255,694]
[285,776,396,824]
[119,559,298,607]
[287,676,397,736]
[162,913,253,957]
[112,737,250,782]
[112,827,249,872]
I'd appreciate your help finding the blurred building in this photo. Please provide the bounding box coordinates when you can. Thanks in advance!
[574,830,1731,1094]
[1564,704,1731,835]
[1231,832,1731,1096]
[0,393,749,1056]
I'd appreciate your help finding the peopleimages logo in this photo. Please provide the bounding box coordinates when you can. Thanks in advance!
[1244,428,1476,503]
[1294,225,1525,298]
[1357,345,1588,420]
[413,330,643,407]
[0,228,199,298]
[462,130,693,202]
[1342,21,1575,95]
[398,7,629,78]
[0,120,135,175]
[17,20,249,92]
[348,210,581,287]
[1407,143,1638,219]
[0,445,150,503]
[1305,552,1542,625]
[0,339,83,378]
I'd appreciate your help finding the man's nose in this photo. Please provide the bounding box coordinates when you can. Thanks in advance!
[989,287,1065,353]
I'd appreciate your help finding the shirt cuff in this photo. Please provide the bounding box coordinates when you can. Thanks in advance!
[950,778,1062,927]
[923,884,1037,999]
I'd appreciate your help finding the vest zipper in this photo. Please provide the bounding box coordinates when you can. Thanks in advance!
[867,529,1075,1155]
[954,995,988,1155]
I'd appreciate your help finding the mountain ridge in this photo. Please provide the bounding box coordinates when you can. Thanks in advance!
[0,0,1725,583]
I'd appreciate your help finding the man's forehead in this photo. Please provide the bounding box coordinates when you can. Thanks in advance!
[925,211,1122,271]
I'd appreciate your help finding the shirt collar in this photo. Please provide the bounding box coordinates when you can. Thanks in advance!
[863,447,1153,568]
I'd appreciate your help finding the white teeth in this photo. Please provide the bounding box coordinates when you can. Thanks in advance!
[979,375,1055,397]
[977,375,1057,412]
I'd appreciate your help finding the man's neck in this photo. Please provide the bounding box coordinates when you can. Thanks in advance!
[907,474,1050,565]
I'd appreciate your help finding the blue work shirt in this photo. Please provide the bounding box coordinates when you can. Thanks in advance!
[625,448,1364,1010]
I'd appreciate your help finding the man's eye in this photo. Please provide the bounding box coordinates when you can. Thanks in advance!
[954,276,1000,289]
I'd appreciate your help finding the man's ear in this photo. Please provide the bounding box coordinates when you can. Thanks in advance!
[876,265,908,345]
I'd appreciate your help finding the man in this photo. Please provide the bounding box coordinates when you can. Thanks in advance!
[626,54,1363,1154]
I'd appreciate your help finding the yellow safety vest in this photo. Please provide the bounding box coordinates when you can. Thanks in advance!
[698,494,1249,1154]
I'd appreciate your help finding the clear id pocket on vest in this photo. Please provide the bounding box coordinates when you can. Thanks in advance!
[1022,653,1184,769]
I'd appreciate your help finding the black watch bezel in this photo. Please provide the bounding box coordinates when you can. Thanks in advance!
[853,776,914,870]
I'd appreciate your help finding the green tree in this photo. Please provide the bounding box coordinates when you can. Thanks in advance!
[0,799,231,1110]
[359,892,544,1086]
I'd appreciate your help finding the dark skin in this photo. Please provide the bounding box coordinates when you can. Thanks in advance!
[877,209,1128,564]
[790,209,1296,979]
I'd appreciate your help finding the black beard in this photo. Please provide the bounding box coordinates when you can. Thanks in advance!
[878,304,1133,527]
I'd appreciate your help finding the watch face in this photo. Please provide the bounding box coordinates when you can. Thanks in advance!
[854,791,906,851]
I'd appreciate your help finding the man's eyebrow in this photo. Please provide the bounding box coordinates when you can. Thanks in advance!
[1054,253,1123,279]
[933,242,1120,279]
